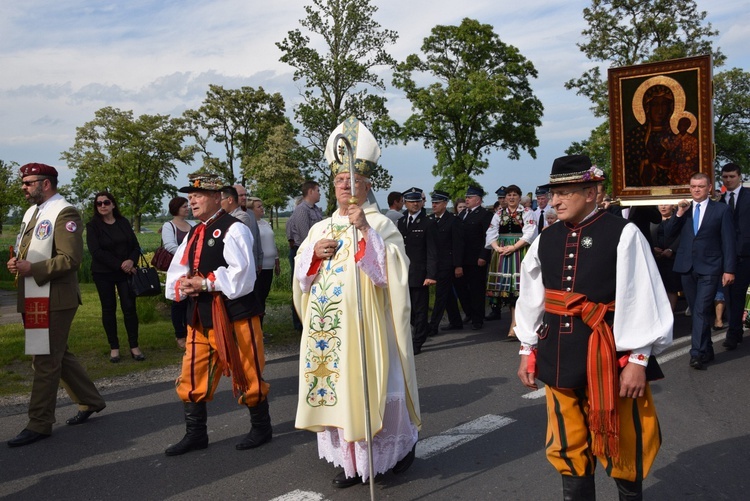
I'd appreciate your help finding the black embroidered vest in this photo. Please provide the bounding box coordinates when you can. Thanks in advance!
[536,211,628,388]
[186,213,260,329]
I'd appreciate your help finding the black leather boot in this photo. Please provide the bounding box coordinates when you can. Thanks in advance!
[236,398,273,450]
[614,478,642,501]
[165,402,208,456]
[562,475,596,501]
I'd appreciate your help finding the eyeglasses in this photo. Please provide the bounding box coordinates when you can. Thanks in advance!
[333,178,364,187]
[95,200,112,207]
[549,187,589,200]
[22,179,44,187]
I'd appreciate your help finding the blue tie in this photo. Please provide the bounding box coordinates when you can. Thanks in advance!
[693,203,700,234]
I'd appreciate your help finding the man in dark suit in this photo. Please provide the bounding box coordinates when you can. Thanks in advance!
[398,187,438,354]
[6,163,106,447]
[455,186,493,330]
[427,190,464,336]
[719,163,750,350]
[666,172,736,369]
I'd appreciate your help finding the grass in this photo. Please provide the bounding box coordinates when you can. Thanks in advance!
[0,218,301,397]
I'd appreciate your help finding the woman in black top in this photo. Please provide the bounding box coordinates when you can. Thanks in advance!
[86,192,145,362]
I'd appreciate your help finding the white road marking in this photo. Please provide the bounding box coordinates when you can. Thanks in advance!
[416,414,515,460]
[521,332,727,399]
[269,490,326,501]
[272,414,515,499]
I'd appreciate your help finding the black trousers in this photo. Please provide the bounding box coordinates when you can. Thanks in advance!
[289,246,302,330]
[410,285,430,347]
[93,274,139,350]
[430,269,462,332]
[255,268,274,321]
[456,263,488,325]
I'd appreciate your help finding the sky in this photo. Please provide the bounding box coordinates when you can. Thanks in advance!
[1,0,748,210]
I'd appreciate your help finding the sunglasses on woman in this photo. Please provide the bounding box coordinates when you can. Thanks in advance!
[95,200,112,207]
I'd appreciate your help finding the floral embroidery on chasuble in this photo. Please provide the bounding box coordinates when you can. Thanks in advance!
[303,221,353,408]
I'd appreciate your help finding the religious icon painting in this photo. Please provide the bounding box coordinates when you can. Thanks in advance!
[609,55,714,203]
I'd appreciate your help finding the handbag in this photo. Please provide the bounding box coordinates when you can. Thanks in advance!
[130,253,162,297]
[151,222,175,271]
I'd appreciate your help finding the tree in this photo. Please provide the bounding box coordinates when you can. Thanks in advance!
[244,122,311,227]
[277,0,397,213]
[566,0,725,175]
[713,68,750,174]
[0,159,25,233]
[183,85,288,184]
[392,18,543,198]
[61,107,193,231]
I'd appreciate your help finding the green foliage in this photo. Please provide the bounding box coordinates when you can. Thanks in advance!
[392,18,543,200]
[244,122,308,216]
[566,0,725,118]
[713,68,750,174]
[0,160,24,234]
[183,85,288,184]
[566,0,727,176]
[277,0,398,213]
[61,107,193,231]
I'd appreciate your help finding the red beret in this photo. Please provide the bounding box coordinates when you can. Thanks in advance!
[20,163,58,178]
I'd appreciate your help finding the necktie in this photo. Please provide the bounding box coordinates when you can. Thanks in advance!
[729,192,735,212]
[408,215,414,228]
[693,202,700,234]
[539,209,545,230]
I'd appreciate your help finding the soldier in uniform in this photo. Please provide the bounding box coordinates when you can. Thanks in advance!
[428,190,464,335]
[398,187,438,354]
[455,186,494,330]
[533,186,550,234]
[7,163,105,447]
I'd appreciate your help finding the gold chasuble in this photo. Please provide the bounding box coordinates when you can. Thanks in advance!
[293,204,421,442]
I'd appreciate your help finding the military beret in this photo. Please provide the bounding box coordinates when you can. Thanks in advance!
[20,163,58,178]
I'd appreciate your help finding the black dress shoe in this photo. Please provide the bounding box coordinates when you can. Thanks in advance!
[393,444,416,474]
[332,471,363,488]
[441,324,463,331]
[723,338,739,350]
[109,355,121,363]
[66,407,104,425]
[689,357,706,370]
[472,322,483,330]
[701,352,715,363]
[8,429,50,448]
[131,351,146,362]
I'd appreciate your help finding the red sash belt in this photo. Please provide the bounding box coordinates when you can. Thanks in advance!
[544,289,619,460]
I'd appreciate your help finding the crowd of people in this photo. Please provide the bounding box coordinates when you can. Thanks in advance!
[6,123,748,499]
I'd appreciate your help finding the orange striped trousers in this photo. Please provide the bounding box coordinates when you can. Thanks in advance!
[545,385,661,482]
[176,315,269,407]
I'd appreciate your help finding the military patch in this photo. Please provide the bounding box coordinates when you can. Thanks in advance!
[582,236,593,249]
[207,238,215,247]
[212,229,222,238]
[65,221,77,232]
[35,220,52,240]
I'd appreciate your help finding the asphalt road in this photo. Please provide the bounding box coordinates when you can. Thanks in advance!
[1,299,749,501]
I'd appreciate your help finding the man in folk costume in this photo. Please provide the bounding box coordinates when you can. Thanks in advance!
[7,163,105,447]
[293,117,421,487]
[515,155,673,500]
[163,173,272,456]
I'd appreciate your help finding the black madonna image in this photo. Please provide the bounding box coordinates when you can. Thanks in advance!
[609,55,713,201]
